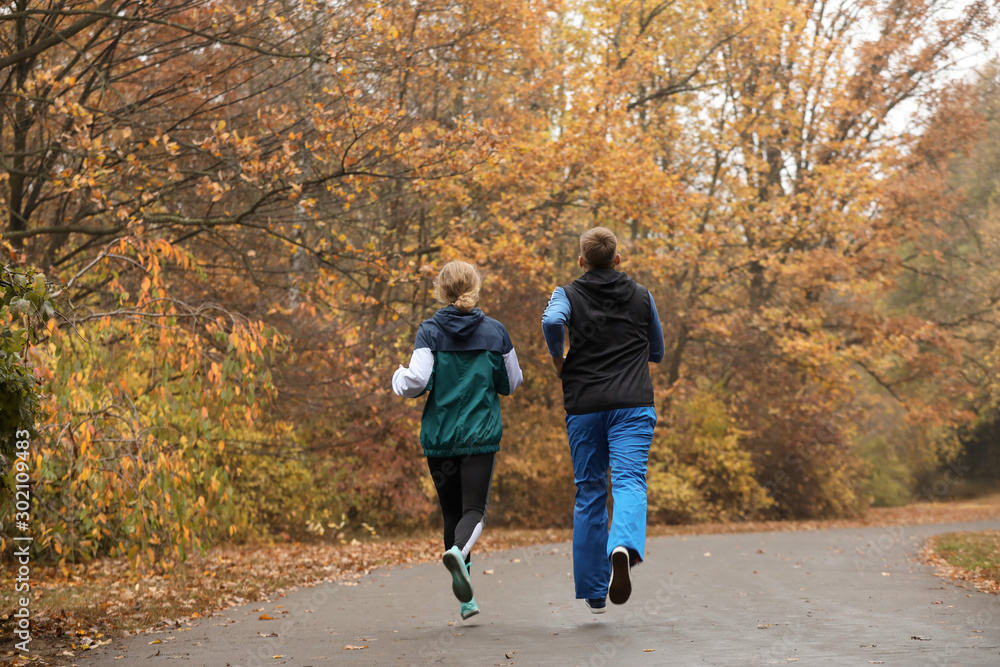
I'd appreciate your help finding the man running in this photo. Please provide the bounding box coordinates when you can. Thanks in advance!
[541,227,664,614]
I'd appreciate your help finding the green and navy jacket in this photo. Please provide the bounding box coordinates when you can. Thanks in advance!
[392,306,523,457]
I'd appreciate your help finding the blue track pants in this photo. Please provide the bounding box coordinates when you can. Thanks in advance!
[566,406,656,599]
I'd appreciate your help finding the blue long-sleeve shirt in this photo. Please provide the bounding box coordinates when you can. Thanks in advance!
[541,287,664,362]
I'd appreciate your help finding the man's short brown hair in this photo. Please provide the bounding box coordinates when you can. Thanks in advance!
[580,227,618,269]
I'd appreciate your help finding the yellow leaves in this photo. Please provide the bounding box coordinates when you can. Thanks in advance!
[27,0,975,573]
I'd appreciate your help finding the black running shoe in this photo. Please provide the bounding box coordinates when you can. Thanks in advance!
[608,546,632,605]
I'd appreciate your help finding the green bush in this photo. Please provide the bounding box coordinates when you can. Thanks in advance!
[222,445,351,541]
[0,265,51,460]
[648,386,773,523]
[857,435,914,507]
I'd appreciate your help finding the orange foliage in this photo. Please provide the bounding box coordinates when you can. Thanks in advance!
[2,0,999,563]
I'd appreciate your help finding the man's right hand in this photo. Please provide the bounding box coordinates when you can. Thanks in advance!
[551,355,564,379]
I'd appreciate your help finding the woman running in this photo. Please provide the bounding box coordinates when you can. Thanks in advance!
[392,260,523,620]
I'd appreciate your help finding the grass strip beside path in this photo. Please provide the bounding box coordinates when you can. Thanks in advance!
[923,529,1000,595]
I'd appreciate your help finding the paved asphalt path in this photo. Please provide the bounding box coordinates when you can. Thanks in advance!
[81,520,1000,666]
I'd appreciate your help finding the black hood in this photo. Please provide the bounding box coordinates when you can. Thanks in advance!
[433,305,485,339]
[574,268,638,303]
[560,267,653,415]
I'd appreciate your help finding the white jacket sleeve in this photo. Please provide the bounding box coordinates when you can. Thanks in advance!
[503,347,523,394]
[392,347,434,397]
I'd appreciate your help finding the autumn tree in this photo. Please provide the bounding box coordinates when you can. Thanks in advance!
[878,61,1000,498]
[3,0,998,563]
[436,0,998,521]
[0,0,540,562]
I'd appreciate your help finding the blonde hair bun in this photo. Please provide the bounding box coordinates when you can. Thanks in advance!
[434,261,482,312]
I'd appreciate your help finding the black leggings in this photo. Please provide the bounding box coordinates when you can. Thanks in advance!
[426,452,496,563]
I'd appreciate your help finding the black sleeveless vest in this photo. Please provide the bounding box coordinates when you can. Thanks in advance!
[560,268,654,415]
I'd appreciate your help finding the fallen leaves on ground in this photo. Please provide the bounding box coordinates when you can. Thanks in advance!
[0,529,559,666]
[2,495,999,667]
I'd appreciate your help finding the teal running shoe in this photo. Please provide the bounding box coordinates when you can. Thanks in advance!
[442,545,474,603]
[460,598,480,620]
[460,561,479,619]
